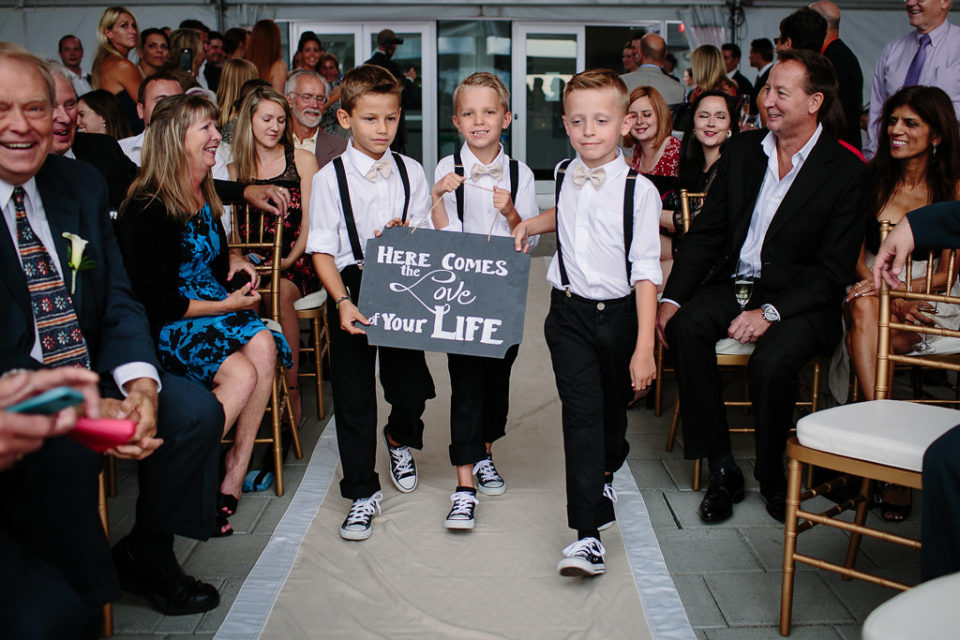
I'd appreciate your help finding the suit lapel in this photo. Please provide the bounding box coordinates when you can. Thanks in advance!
[763,133,834,243]
[731,138,768,251]
[0,211,30,319]
[36,160,83,309]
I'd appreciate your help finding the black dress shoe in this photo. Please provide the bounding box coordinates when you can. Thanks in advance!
[112,536,220,615]
[698,465,745,523]
[761,488,787,523]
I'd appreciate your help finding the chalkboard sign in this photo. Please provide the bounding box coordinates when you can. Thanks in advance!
[358,226,530,358]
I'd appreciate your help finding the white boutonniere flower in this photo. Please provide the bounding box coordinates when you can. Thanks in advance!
[62,232,96,294]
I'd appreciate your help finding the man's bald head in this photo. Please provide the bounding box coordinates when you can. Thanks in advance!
[810,1,841,34]
[640,33,667,66]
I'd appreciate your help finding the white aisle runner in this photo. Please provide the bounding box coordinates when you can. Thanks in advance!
[216,258,694,640]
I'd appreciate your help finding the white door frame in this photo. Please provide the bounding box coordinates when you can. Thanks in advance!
[510,22,585,182]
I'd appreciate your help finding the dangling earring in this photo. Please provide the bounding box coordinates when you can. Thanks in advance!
[726,130,732,139]
[932,144,938,157]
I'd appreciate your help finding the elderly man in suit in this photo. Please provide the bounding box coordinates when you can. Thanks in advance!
[657,49,866,525]
[0,43,224,636]
[285,69,347,168]
[620,33,684,104]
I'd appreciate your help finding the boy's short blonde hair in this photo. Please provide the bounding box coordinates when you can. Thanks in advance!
[453,72,511,112]
[339,64,402,114]
[562,68,629,112]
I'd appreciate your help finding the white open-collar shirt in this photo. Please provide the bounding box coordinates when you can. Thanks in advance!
[307,141,431,270]
[546,150,662,300]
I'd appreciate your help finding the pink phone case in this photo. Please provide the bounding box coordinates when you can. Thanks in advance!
[69,418,136,452]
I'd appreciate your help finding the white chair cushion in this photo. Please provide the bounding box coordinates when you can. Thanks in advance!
[294,289,328,311]
[862,571,960,640]
[796,399,960,472]
[906,336,960,356]
[715,337,755,356]
[261,318,282,333]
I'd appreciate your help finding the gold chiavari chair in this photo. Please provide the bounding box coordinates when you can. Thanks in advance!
[294,290,331,420]
[778,220,960,636]
[661,192,821,490]
[226,207,303,496]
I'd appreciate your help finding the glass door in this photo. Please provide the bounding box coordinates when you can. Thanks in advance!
[511,24,585,180]
[360,22,437,171]
[289,23,363,73]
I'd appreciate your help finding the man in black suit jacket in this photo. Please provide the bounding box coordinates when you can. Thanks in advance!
[0,45,223,635]
[749,38,775,115]
[657,49,866,524]
[722,43,755,107]
[811,1,864,150]
[365,28,420,154]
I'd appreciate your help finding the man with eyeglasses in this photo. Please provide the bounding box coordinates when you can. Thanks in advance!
[285,69,346,167]
[865,0,959,159]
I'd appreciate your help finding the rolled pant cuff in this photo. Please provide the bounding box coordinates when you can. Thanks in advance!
[340,474,382,501]
[567,502,615,532]
[449,441,487,467]
[385,422,424,450]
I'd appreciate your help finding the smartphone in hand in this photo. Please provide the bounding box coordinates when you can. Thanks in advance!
[6,386,84,415]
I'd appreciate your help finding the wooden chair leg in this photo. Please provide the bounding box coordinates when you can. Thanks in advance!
[842,476,873,579]
[280,370,303,460]
[311,315,324,420]
[654,342,664,417]
[106,455,117,497]
[811,361,821,412]
[779,456,803,636]
[665,397,680,452]
[98,470,114,638]
[693,458,702,492]
[271,376,285,497]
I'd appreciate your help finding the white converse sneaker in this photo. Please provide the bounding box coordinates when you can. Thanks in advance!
[340,492,382,541]
[444,490,479,530]
[557,537,606,577]
[382,427,417,492]
[599,481,617,531]
[473,456,506,496]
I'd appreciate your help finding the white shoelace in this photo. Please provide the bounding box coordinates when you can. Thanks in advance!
[603,482,617,503]
[562,537,606,559]
[388,445,415,476]
[473,458,502,483]
[448,491,479,517]
[344,492,382,526]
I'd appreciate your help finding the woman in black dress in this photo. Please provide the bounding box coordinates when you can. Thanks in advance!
[228,86,320,425]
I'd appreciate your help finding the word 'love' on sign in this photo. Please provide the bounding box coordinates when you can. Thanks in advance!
[358,226,530,358]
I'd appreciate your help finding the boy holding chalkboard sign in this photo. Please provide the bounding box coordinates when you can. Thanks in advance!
[430,72,539,530]
[512,69,661,576]
[307,64,436,541]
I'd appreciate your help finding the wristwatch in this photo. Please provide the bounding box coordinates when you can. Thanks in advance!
[761,303,781,322]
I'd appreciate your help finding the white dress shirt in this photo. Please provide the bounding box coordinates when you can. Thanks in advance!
[866,20,960,159]
[546,150,662,299]
[434,143,539,244]
[307,141,432,270]
[737,124,823,278]
[293,129,319,155]
[66,67,91,98]
[0,176,159,394]
[756,61,774,83]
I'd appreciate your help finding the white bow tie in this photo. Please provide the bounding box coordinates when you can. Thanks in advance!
[471,162,503,181]
[572,164,606,189]
[365,159,392,182]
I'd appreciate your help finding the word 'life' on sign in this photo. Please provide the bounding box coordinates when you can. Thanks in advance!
[358,226,530,358]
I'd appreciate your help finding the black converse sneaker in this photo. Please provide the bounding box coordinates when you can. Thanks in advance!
[340,492,382,541]
[557,537,606,577]
[444,490,479,530]
[473,456,506,496]
[599,481,617,531]
[382,427,417,492]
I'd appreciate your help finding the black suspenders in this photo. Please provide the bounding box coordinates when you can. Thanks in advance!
[452,150,519,223]
[332,152,411,266]
[554,159,638,291]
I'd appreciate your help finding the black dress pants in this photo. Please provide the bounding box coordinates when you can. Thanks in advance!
[545,289,635,532]
[446,345,519,466]
[922,423,960,581]
[327,266,436,500]
[664,280,824,490]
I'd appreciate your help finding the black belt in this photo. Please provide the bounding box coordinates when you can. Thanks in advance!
[551,288,634,311]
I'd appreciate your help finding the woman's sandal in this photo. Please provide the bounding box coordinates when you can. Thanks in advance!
[875,483,912,522]
[218,492,238,517]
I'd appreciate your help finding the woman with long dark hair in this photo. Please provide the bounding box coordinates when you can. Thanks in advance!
[246,19,287,92]
[840,86,960,520]
[77,89,132,139]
